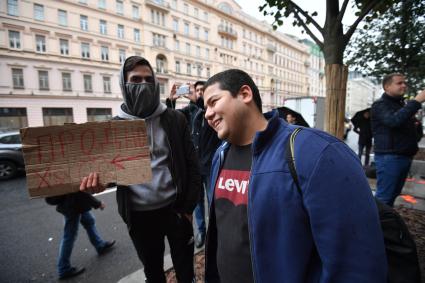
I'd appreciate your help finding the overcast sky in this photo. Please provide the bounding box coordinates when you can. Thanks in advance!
[234,0,358,41]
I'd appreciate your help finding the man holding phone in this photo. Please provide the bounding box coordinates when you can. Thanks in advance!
[167,81,221,248]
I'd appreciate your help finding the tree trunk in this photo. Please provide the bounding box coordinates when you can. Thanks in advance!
[324,64,348,139]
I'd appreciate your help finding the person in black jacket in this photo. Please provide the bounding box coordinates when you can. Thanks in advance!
[371,73,425,206]
[353,110,373,166]
[45,192,115,280]
[80,56,201,283]
[166,81,221,248]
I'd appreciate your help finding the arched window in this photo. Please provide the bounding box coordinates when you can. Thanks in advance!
[218,2,232,14]
[156,54,167,74]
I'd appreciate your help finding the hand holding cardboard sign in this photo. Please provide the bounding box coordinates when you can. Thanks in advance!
[80,172,106,194]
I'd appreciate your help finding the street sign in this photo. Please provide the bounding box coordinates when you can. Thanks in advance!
[20,120,152,198]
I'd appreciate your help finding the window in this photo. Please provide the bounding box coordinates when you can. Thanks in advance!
[186,63,191,75]
[186,43,190,55]
[196,46,200,57]
[159,83,165,95]
[184,23,189,35]
[174,40,179,51]
[132,5,140,19]
[205,48,209,59]
[196,64,201,76]
[87,108,112,122]
[62,73,72,91]
[35,35,46,53]
[59,39,69,55]
[83,74,92,92]
[7,0,19,16]
[42,108,73,126]
[98,0,106,9]
[12,69,24,89]
[58,10,67,26]
[171,0,177,9]
[204,29,208,41]
[173,19,178,33]
[134,28,140,42]
[81,43,90,58]
[151,10,165,26]
[38,70,49,90]
[102,77,111,93]
[194,26,199,39]
[101,46,109,61]
[9,31,20,49]
[0,108,28,130]
[194,8,198,18]
[156,56,166,73]
[175,61,180,73]
[183,3,188,14]
[206,67,210,78]
[119,49,126,63]
[79,0,88,4]
[34,4,44,21]
[117,24,124,39]
[116,0,123,15]
[99,20,107,35]
[80,15,88,31]
[152,33,166,47]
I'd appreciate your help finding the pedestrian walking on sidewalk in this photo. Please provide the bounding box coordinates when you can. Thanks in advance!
[353,110,373,166]
[371,73,425,206]
[203,69,387,283]
[46,191,115,280]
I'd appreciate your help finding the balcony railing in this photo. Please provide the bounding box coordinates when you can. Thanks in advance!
[217,24,238,39]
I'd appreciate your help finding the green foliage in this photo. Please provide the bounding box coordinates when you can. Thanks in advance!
[347,0,425,93]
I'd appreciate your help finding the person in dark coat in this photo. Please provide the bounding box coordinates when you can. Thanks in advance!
[46,191,115,280]
[353,110,373,166]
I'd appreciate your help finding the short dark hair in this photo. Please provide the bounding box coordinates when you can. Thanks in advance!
[194,81,206,90]
[382,73,404,89]
[123,56,151,81]
[204,69,262,112]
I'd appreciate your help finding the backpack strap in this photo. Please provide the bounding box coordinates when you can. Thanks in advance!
[285,127,303,194]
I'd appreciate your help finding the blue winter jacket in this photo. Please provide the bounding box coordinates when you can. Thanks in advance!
[371,93,421,157]
[205,111,387,283]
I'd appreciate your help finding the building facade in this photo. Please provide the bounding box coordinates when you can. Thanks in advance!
[346,72,380,117]
[0,0,311,130]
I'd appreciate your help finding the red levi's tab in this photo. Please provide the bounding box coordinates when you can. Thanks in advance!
[215,169,250,206]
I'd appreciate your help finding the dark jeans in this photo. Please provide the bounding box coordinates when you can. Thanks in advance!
[194,174,209,236]
[58,211,106,276]
[129,206,194,283]
[375,154,412,206]
[358,144,371,166]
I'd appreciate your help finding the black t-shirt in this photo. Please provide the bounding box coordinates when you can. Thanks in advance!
[214,144,254,283]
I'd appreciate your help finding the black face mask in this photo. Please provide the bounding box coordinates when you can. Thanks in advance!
[124,83,159,118]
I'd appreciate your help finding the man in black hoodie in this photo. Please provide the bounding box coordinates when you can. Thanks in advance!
[166,81,221,248]
[80,56,201,283]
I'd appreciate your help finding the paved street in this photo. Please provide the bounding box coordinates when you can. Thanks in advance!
[0,176,150,283]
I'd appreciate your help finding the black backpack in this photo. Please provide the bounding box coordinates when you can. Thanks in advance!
[286,128,421,283]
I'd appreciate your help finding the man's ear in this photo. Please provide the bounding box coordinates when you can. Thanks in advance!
[238,85,253,104]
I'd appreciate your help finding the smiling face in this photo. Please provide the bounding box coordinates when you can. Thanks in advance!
[204,83,245,143]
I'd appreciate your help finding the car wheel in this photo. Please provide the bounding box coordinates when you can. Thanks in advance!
[0,160,17,180]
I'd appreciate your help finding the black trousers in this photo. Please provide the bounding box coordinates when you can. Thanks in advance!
[358,143,371,166]
[129,206,194,283]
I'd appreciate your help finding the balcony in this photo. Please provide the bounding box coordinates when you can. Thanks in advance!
[217,24,238,39]
[145,0,170,12]
[266,43,276,53]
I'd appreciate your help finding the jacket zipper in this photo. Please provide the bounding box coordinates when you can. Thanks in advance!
[247,153,257,283]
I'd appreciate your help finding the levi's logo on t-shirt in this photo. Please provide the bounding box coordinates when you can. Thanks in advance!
[215,169,250,206]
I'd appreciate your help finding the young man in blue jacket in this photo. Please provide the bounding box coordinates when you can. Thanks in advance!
[371,73,425,206]
[202,69,387,283]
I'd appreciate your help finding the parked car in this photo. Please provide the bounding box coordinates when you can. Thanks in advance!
[0,131,25,180]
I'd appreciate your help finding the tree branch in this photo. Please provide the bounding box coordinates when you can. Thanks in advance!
[292,10,324,49]
[336,0,350,24]
[344,0,381,43]
[287,1,324,34]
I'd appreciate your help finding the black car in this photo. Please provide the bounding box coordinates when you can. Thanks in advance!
[0,131,25,180]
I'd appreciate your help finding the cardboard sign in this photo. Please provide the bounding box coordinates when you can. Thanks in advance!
[20,120,152,198]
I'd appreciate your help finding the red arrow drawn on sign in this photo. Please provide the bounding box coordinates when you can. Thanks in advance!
[110,153,150,170]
